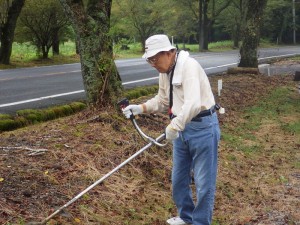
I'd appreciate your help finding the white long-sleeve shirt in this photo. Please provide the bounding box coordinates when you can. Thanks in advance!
[143,51,216,131]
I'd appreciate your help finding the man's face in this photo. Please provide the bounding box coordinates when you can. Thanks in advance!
[146,51,173,73]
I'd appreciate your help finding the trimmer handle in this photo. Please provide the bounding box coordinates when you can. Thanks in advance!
[117,98,129,109]
[117,97,167,147]
[117,98,134,120]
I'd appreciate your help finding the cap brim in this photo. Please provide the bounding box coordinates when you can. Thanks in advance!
[142,46,176,59]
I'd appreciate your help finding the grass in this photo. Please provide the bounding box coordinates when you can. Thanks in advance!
[0,102,86,132]
[0,41,79,69]
[12,41,76,59]
[221,86,300,154]
[244,87,300,135]
[1,71,299,224]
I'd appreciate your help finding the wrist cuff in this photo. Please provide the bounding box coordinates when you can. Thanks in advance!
[141,104,147,113]
[168,124,177,131]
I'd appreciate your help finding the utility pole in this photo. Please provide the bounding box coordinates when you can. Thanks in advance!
[293,0,296,44]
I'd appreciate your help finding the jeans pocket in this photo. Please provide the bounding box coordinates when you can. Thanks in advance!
[188,119,212,130]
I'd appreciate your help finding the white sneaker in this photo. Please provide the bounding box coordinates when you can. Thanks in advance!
[166,216,187,225]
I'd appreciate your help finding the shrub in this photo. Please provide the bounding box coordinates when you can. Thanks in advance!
[0,102,87,132]
[125,85,158,100]
[42,109,56,120]
[0,114,12,120]
[0,119,20,131]
[69,102,87,112]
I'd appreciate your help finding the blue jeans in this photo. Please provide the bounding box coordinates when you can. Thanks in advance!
[172,113,220,225]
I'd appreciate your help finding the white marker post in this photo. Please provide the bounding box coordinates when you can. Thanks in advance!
[218,79,222,96]
[217,79,225,114]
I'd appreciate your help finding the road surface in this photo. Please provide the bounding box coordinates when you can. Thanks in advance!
[0,46,299,114]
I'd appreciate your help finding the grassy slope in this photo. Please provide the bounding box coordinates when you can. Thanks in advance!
[0,65,299,224]
[212,73,299,224]
[0,42,299,224]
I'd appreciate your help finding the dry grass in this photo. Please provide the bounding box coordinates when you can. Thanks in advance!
[0,58,299,225]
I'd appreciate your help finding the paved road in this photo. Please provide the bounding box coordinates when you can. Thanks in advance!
[0,46,299,114]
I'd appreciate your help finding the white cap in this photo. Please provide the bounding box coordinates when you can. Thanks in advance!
[142,34,176,59]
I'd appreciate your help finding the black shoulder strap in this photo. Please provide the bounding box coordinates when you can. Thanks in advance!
[168,51,179,119]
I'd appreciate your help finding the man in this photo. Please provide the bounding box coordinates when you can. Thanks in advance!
[122,34,221,225]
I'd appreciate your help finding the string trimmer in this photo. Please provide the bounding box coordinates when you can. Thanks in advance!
[26,98,167,225]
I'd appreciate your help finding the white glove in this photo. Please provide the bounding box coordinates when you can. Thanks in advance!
[165,124,179,141]
[122,104,143,119]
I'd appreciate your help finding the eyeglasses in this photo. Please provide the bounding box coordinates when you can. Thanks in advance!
[146,52,163,64]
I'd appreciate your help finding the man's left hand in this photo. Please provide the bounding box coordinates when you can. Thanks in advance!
[165,124,179,140]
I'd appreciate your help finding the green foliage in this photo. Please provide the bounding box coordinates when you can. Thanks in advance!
[41,109,56,120]
[247,87,299,118]
[4,0,298,67]
[17,109,44,123]
[208,40,235,51]
[7,39,277,68]
[0,119,20,131]
[124,85,158,100]
[0,115,28,131]
[111,0,173,50]
[69,102,87,111]
[281,121,300,134]
[164,0,197,44]
[0,0,13,24]
[16,0,69,59]
[222,86,299,154]
[262,0,294,43]
[0,102,87,132]
[5,41,77,68]
[0,114,12,120]
[10,42,37,61]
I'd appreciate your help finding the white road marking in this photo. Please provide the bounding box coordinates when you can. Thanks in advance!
[0,90,84,108]
[122,76,158,85]
[204,63,237,70]
[1,53,299,108]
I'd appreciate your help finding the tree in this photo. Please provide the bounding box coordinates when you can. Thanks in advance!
[59,0,122,107]
[200,0,232,50]
[238,0,267,68]
[174,0,232,51]
[113,0,170,52]
[262,0,294,44]
[0,0,25,64]
[18,0,69,59]
[165,5,197,49]
[214,0,245,48]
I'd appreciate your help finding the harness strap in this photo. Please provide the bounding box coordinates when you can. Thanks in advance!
[168,52,179,119]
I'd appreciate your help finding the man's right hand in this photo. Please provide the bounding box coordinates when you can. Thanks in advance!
[122,105,143,119]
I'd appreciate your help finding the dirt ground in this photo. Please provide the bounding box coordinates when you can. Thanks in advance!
[0,58,299,225]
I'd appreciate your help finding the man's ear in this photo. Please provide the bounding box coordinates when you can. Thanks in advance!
[167,50,175,57]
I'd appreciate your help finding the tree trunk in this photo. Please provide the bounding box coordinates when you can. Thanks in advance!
[233,23,240,49]
[198,0,203,51]
[198,0,209,51]
[202,0,209,50]
[59,0,122,107]
[42,45,50,59]
[233,0,243,49]
[52,29,60,55]
[0,0,25,65]
[75,36,80,54]
[141,35,147,53]
[238,0,267,68]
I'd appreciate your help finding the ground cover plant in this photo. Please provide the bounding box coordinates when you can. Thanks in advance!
[0,58,299,225]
